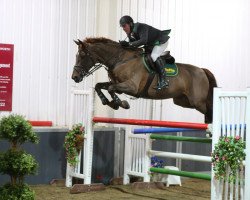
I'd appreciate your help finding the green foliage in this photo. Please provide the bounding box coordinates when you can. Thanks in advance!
[0,183,35,200]
[64,124,85,166]
[0,114,39,197]
[211,136,245,183]
[0,114,39,147]
[0,149,38,181]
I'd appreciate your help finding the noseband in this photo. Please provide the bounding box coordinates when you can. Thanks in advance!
[74,64,103,77]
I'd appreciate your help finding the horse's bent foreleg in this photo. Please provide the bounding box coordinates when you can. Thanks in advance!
[108,91,130,109]
[108,81,138,109]
[95,82,111,105]
[95,82,130,110]
[108,91,121,104]
[108,81,138,96]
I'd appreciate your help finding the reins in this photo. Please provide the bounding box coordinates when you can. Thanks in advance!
[74,43,142,78]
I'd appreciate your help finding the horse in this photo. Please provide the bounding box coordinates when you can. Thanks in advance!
[71,37,217,123]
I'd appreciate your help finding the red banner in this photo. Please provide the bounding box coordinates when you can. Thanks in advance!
[0,43,14,111]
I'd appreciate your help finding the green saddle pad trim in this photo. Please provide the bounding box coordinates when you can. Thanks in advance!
[142,55,178,77]
[164,63,178,76]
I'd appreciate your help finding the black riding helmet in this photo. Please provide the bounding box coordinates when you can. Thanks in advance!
[119,15,134,27]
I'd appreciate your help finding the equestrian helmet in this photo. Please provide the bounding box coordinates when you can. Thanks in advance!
[119,15,134,26]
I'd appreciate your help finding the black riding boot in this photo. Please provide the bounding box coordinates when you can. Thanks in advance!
[154,57,169,90]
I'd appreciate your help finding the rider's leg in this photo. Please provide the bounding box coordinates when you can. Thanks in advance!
[151,41,169,62]
[154,56,169,89]
[151,42,169,90]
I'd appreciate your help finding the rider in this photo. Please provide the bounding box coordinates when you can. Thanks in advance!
[119,15,171,90]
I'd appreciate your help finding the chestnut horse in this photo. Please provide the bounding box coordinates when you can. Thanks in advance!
[71,37,217,123]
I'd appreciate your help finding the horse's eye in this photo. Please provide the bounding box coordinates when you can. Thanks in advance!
[80,51,85,56]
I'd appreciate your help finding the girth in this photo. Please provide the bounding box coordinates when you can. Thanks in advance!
[136,72,155,98]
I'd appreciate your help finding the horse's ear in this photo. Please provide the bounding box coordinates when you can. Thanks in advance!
[74,39,80,45]
[74,39,84,46]
[77,39,83,45]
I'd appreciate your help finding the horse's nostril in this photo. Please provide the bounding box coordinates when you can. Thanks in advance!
[72,75,81,83]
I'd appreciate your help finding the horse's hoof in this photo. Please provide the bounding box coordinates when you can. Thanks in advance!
[110,100,119,110]
[120,100,130,109]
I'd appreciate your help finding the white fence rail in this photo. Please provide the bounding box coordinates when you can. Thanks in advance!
[66,89,94,186]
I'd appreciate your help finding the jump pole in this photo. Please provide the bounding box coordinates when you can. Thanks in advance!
[150,167,211,180]
[150,134,212,143]
[133,127,201,134]
[149,150,211,162]
[93,117,209,130]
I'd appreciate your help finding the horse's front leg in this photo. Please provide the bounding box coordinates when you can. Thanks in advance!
[108,91,130,109]
[95,82,121,110]
[95,82,111,105]
[108,81,138,109]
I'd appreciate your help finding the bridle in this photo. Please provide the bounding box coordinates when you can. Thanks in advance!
[73,47,103,77]
[73,63,103,78]
[73,44,123,77]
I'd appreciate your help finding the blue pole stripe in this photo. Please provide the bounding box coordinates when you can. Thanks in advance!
[133,124,246,134]
[133,127,201,134]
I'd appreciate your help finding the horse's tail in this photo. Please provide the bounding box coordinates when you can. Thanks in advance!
[202,68,218,123]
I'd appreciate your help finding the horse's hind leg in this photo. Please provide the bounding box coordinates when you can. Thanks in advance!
[173,95,193,108]
[173,95,207,117]
[205,107,212,124]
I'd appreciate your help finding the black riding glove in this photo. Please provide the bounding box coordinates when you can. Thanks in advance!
[119,40,130,47]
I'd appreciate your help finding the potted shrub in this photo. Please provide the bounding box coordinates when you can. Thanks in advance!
[0,114,39,200]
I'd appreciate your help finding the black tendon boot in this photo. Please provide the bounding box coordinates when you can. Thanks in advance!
[154,57,169,90]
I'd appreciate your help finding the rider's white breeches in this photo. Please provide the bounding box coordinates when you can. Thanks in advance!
[151,41,169,62]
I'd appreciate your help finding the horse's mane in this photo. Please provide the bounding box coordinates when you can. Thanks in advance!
[82,37,142,54]
[83,37,117,45]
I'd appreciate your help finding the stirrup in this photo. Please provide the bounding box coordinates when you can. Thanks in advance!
[154,80,169,90]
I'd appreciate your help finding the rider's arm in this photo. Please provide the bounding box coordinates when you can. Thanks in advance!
[129,25,148,47]
[128,34,136,42]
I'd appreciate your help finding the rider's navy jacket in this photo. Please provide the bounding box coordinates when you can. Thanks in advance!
[128,22,171,47]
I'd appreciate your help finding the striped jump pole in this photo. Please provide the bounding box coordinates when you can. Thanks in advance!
[133,127,201,134]
[150,167,211,180]
[93,117,209,130]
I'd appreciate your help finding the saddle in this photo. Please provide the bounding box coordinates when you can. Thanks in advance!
[137,52,177,97]
[143,51,177,76]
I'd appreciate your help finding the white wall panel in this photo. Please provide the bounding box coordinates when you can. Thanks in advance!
[114,0,250,122]
[0,0,96,126]
[2,0,248,125]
